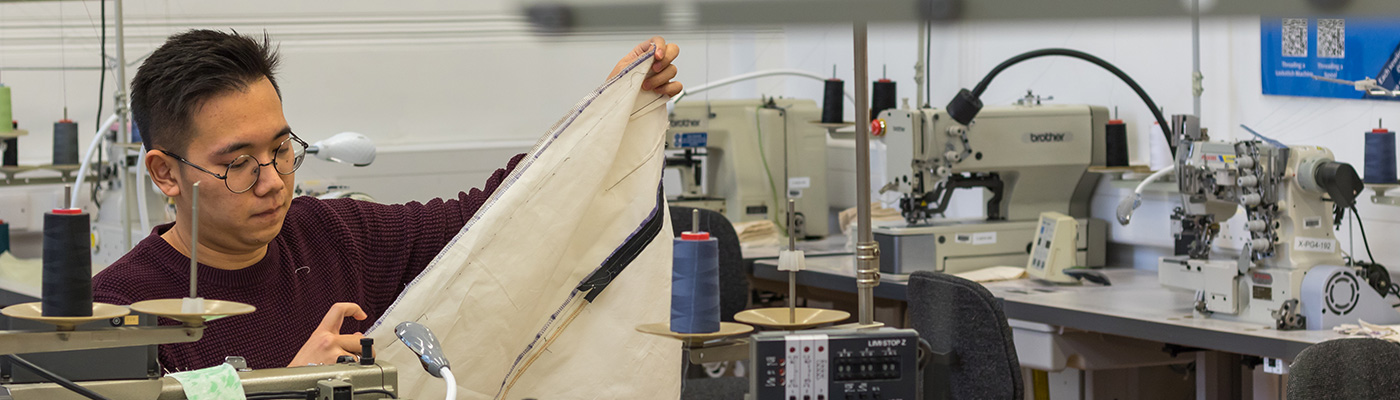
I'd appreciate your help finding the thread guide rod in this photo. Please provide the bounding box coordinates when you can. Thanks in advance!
[189,182,199,299]
[788,199,797,323]
[853,21,880,327]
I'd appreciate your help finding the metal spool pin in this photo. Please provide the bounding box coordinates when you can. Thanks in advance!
[788,199,797,323]
[189,182,200,299]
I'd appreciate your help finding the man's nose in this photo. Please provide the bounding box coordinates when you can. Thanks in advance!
[251,161,286,196]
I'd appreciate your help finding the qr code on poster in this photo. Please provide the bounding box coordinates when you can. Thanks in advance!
[1282,18,1308,57]
[1317,19,1345,58]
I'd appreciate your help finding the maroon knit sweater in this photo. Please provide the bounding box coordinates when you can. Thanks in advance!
[93,154,525,372]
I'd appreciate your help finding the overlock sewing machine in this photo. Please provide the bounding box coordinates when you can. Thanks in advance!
[666,98,830,238]
[1156,115,1400,330]
[873,102,1107,274]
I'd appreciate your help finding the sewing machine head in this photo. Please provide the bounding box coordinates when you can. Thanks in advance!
[878,103,1108,224]
[1169,115,1364,269]
[665,98,830,238]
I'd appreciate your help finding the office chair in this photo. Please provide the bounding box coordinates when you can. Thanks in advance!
[908,271,1024,400]
[1288,337,1400,399]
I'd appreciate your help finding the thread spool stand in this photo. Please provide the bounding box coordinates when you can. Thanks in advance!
[732,199,850,330]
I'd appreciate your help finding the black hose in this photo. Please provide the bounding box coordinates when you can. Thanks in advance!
[4,355,112,400]
[968,48,1176,156]
[354,389,399,399]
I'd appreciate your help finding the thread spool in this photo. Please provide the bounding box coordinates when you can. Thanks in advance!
[671,229,720,334]
[1364,126,1397,184]
[53,120,79,166]
[871,79,897,120]
[0,219,9,254]
[821,79,844,124]
[1105,119,1129,167]
[42,208,92,317]
[3,120,16,167]
[0,85,12,134]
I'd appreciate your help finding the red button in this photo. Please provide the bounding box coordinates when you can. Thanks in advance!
[871,119,886,136]
[681,232,710,241]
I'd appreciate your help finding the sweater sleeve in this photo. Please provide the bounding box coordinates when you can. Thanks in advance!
[317,153,525,296]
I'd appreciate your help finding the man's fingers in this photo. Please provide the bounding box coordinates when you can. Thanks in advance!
[649,36,667,62]
[654,81,684,97]
[334,333,367,354]
[316,302,366,332]
[655,43,680,72]
[643,65,678,91]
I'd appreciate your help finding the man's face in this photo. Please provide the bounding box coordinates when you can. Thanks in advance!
[177,76,294,252]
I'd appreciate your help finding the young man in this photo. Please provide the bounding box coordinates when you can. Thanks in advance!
[92,30,681,371]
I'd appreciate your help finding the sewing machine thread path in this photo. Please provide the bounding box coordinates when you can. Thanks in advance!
[1158,115,1400,330]
[873,104,1109,274]
[666,98,829,238]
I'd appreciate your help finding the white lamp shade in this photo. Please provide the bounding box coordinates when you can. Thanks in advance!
[308,132,376,166]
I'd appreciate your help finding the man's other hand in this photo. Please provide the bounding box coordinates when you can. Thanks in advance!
[288,302,368,367]
[609,36,682,97]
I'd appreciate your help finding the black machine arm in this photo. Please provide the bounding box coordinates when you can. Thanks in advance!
[900,173,1005,224]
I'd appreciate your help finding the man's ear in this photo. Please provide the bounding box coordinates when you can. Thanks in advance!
[146,149,182,198]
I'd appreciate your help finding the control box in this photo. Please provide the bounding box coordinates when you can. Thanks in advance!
[749,328,920,400]
[1026,211,1079,284]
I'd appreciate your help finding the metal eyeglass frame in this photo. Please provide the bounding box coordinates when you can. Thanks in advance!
[158,133,309,194]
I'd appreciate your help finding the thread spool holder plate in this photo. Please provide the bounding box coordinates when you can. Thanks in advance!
[0,302,130,331]
[734,307,851,330]
[130,299,256,327]
[635,321,754,346]
[1368,183,1400,206]
[0,128,28,139]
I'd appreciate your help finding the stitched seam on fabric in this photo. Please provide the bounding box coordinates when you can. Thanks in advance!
[495,289,581,397]
[498,299,589,400]
[366,48,656,333]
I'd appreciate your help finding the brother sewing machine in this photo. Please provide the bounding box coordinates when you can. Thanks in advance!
[666,98,829,238]
[873,101,1107,274]
[1155,115,1400,330]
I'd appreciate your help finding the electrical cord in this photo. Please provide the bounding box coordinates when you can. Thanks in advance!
[243,390,310,400]
[4,354,113,400]
[1351,206,1377,265]
[966,48,1176,156]
[241,388,399,400]
[1347,206,1398,303]
[355,389,399,399]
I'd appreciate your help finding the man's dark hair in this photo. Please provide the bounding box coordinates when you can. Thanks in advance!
[132,29,281,153]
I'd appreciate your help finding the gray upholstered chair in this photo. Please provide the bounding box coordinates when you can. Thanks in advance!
[907,271,1024,400]
[1288,337,1400,399]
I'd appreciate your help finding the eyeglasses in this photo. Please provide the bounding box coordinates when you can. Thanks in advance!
[160,133,308,194]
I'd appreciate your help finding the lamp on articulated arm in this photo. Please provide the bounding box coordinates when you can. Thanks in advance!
[395,321,456,400]
[307,132,377,166]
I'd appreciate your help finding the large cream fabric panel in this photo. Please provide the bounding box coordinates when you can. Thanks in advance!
[367,51,678,400]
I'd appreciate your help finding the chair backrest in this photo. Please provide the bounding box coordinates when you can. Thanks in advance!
[1288,338,1400,399]
[669,206,747,322]
[907,271,1023,400]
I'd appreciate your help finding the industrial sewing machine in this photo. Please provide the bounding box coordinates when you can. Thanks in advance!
[666,98,830,238]
[873,103,1107,274]
[1156,115,1400,330]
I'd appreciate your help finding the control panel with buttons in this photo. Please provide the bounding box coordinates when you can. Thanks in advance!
[749,328,921,400]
